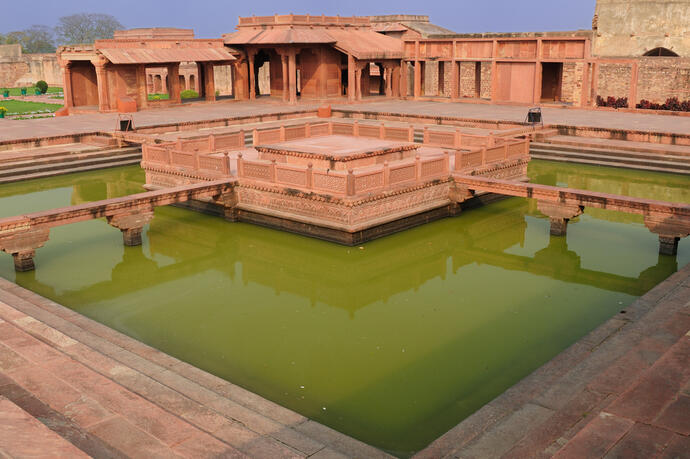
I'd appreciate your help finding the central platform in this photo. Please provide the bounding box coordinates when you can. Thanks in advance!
[256,135,419,170]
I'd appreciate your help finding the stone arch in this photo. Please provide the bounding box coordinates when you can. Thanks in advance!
[643,47,679,57]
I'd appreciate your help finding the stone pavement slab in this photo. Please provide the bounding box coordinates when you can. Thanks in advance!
[0,395,91,458]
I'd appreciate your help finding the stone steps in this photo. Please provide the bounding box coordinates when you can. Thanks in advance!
[0,151,142,184]
[0,146,141,171]
[0,144,106,164]
[0,396,91,458]
[530,142,690,174]
[0,279,389,458]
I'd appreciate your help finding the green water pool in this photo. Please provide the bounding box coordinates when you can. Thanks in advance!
[0,162,688,456]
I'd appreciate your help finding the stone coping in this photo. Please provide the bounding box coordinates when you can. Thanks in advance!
[415,262,690,458]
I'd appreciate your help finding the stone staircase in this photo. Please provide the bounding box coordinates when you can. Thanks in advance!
[0,143,142,184]
[530,135,690,174]
[0,278,389,458]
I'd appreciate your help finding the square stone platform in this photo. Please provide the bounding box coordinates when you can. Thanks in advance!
[256,135,420,170]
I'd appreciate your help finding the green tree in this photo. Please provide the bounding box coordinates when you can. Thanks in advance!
[4,26,55,53]
[55,13,124,45]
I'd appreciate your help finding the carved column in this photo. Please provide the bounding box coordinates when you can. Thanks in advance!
[0,228,50,272]
[281,53,289,102]
[247,50,256,100]
[204,62,216,101]
[232,58,249,100]
[91,58,110,112]
[414,61,422,98]
[60,61,74,108]
[167,63,181,104]
[537,201,584,236]
[644,214,690,256]
[450,61,459,100]
[347,54,356,102]
[288,49,297,104]
[107,210,155,246]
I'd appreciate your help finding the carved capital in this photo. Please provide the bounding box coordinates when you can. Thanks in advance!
[536,201,583,220]
[643,213,690,239]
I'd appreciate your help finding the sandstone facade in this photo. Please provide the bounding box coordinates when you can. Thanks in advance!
[0,44,61,87]
[593,0,690,57]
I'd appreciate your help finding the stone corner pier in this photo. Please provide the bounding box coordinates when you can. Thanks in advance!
[452,174,690,256]
[0,180,235,271]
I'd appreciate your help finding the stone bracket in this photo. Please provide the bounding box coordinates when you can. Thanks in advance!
[537,201,584,236]
[0,228,50,272]
[644,214,690,256]
[106,210,155,246]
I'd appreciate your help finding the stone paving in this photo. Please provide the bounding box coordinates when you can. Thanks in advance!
[416,263,690,459]
[0,276,389,458]
[332,100,690,136]
[1,99,689,143]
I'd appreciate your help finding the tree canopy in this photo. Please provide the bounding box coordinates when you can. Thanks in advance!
[1,26,56,53]
[55,13,124,45]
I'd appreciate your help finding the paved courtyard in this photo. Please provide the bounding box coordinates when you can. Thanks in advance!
[1,99,689,143]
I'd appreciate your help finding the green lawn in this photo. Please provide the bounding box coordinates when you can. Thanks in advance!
[0,100,63,115]
[1,86,62,96]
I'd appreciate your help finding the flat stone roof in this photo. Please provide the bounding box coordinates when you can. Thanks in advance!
[256,135,419,161]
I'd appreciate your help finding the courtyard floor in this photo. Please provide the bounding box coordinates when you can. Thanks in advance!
[1,99,689,142]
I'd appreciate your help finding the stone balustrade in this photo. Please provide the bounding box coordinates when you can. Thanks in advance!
[452,174,690,255]
[237,152,450,198]
[0,180,235,271]
[142,119,531,181]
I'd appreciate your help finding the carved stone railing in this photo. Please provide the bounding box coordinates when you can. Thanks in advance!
[237,152,450,198]
[142,120,530,178]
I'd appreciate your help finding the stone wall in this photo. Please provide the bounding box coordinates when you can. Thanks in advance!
[596,58,690,103]
[593,0,690,57]
[597,63,632,99]
[637,58,690,101]
[0,44,61,87]
[561,62,584,104]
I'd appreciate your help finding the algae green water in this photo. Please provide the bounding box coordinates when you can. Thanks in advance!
[0,162,688,457]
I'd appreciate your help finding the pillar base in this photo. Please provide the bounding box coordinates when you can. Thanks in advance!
[122,228,144,246]
[659,236,680,256]
[13,251,36,272]
[549,217,569,236]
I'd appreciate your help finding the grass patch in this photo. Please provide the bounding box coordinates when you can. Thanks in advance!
[148,93,170,101]
[1,86,62,96]
[0,100,63,115]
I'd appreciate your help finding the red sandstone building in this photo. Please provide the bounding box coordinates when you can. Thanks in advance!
[56,8,689,114]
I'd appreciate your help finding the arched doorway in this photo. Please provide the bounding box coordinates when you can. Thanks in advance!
[643,47,679,57]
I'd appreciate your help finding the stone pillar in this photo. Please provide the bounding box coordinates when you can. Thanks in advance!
[281,54,289,102]
[644,214,690,256]
[204,62,216,102]
[347,54,356,102]
[414,61,422,98]
[355,66,362,101]
[107,210,155,247]
[288,50,297,104]
[450,61,459,100]
[60,61,74,108]
[248,51,256,100]
[168,63,181,104]
[232,59,249,100]
[92,59,109,112]
[384,65,393,97]
[437,61,445,97]
[537,201,583,236]
[0,228,50,272]
[136,65,148,110]
[400,62,408,98]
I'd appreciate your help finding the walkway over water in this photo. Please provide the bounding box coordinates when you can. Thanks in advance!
[453,174,690,255]
[0,180,234,271]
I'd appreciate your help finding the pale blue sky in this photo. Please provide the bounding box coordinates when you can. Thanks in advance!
[1,0,597,38]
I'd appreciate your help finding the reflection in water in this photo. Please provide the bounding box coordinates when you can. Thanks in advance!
[0,162,688,457]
